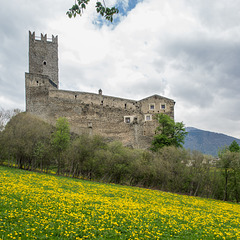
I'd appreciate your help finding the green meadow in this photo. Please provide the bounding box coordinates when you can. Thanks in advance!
[0,166,239,239]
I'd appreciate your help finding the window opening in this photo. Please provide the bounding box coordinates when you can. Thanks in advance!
[161,104,166,109]
[125,117,131,123]
[149,104,155,110]
[133,117,138,124]
[145,115,152,121]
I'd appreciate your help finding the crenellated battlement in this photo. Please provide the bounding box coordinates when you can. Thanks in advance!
[28,31,59,88]
[29,31,58,44]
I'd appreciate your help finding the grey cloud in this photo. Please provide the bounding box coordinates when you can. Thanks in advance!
[171,79,214,108]
[1,0,240,138]
[117,77,167,99]
[185,0,240,30]
[158,35,240,95]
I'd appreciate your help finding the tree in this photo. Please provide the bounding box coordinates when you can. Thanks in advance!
[0,108,21,132]
[187,151,212,197]
[217,144,240,202]
[229,140,240,153]
[65,134,106,178]
[151,114,187,152]
[1,113,52,169]
[51,117,71,175]
[223,141,240,202]
[67,0,119,22]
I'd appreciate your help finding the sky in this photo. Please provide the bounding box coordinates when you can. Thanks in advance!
[1,0,240,138]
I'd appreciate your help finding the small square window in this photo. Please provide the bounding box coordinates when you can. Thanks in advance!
[133,117,138,124]
[145,115,152,121]
[125,117,131,123]
[161,104,166,109]
[149,104,155,110]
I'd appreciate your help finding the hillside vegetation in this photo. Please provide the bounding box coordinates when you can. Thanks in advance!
[0,166,239,240]
[1,113,240,202]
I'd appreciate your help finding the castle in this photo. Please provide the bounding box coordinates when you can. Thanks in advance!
[25,31,175,149]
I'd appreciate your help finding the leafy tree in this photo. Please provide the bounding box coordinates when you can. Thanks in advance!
[33,141,52,172]
[51,117,71,175]
[225,141,240,202]
[155,146,189,192]
[229,140,240,153]
[0,131,6,164]
[187,151,212,197]
[128,150,155,187]
[1,113,52,169]
[67,0,119,22]
[65,134,106,178]
[218,148,234,201]
[100,142,129,184]
[151,114,187,151]
[218,143,240,202]
[230,153,240,202]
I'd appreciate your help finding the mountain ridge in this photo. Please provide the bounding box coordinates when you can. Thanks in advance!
[183,127,240,156]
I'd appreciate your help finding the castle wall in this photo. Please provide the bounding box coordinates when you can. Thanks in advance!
[45,89,146,148]
[25,81,175,148]
[25,32,175,149]
[49,90,140,110]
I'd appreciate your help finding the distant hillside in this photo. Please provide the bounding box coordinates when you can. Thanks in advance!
[184,127,240,156]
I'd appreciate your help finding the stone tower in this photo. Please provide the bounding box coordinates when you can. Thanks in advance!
[25,31,59,113]
[28,31,58,87]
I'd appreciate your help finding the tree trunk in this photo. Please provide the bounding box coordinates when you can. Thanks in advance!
[234,173,239,203]
[224,169,228,201]
[194,182,200,197]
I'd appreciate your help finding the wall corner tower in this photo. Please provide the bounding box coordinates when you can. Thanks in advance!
[28,31,59,87]
[25,31,59,113]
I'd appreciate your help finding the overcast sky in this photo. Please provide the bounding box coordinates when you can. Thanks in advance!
[1,0,240,138]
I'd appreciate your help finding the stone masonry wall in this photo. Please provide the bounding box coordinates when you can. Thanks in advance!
[29,31,58,88]
[26,83,175,148]
[25,32,175,149]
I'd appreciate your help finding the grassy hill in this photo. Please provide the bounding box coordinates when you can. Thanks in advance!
[184,127,240,156]
[0,166,239,239]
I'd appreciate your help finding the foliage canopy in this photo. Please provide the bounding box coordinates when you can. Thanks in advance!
[1,111,240,203]
[218,140,240,201]
[51,117,71,154]
[67,0,119,22]
[229,140,240,152]
[151,114,187,151]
